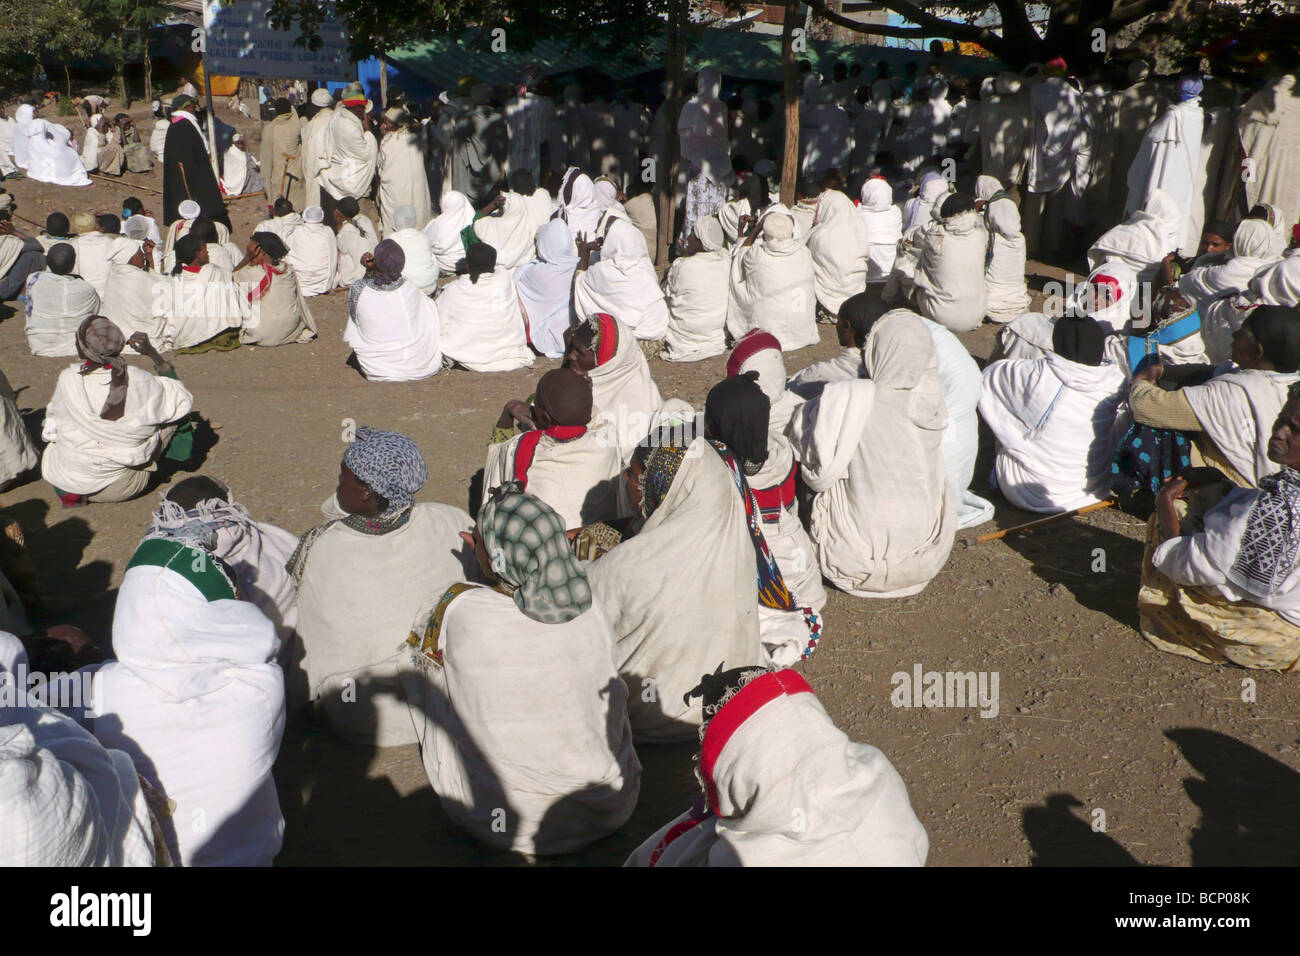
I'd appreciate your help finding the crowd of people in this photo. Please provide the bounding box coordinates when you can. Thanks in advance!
[0,41,1299,867]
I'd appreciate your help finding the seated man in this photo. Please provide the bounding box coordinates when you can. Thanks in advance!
[806,185,870,322]
[0,217,45,304]
[41,318,193,506]
[979,314,1128,514]
[343,240,443,382]
[1138,386,1300,671]
[161,234,244,351]
[574,215,669,347]
[187,215,242,278]
[725,210,818,354]
[34,211,75,253]
[482,367,625,531]
[285,205,337,296]
[626,667,928,866]
[82,513,285,866]
[662,216,730,363]
[237,232,316,347]
[435,242,533,372]
[252,197,303,246]
[74,213,135,299]
[24,242,99,356]
[400,484,639,855]
[102,231,166,339]
[289,426,475,747]
[332,196,378,288]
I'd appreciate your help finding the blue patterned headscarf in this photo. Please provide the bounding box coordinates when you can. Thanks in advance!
[479,482,592,624]
[343,426,428,517]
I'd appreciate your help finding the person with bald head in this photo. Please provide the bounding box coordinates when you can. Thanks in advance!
[24,242,99,356]
[376,107,432,237]
[483,366,626,532]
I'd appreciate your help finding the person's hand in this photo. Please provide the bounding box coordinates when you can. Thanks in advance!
[245,238,262,256]
[142,239,155,255]
[1134,362,1163,384]
[497,399,535,430]
[360,252,375,269]
[1159,475,1189,503]
[126,332,154,354]
[43,625,91,656]
[737,214,754,234]
[0,220,13,236]
[576,232,602,255]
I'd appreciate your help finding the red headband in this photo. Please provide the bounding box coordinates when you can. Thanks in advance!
[1091,274,1123,301]
[726,329,783,378]
[593,312,617,366]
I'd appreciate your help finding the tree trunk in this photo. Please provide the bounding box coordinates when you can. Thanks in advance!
[378,56,388,110]
[780,2,801,207]
[144,44,153,104]
[64,64,72,101]
[655,0,686,271]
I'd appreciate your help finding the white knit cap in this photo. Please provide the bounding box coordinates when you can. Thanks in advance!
[310,88,333,107]
[303,205,324,224]
[178,199,201,219]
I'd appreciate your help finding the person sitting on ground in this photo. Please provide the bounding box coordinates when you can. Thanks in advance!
[436,242,533,372]
[726,208,819,353]
[573,216,669,351]
[514,218,577,359]
[160,199,201,271]
[401,483,640,855]
[483,367,625,531]
[120,197,161,245]
[806,182,869,322]
[858,176,902,282]
[343,239,442,382]
[626,666,929,866]
[471,189,535,271]
[188,215,241,278]
[1088,188,1181,284]
[285,205,337,296]
[162,234,243,351]
[388,204,439,294]
[237,232,316,347]
[1176,218,1278,363]
[23,242,98,356]
[252,197,303,246]
[102,230,165,339]
[424,190,474,275]
[289,426,475,747]
[73,214,134,300]
[510,168,553,240]
[34,211,74,253]
[979,314,1128,514]
[787,309,957,595]
[1138,384,1300,671]
[662,216,730,363]
[563,312,663,461]
[977,175,1028,324]
[41,318,193,507]
[0,367,38,491]
[908,192,988,334]
[331,196,379,288]
[81,505,285,866]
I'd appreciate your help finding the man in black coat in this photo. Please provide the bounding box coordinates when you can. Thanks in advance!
[162,94,230,229]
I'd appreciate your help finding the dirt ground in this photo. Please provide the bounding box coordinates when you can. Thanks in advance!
[4,97,1299,867]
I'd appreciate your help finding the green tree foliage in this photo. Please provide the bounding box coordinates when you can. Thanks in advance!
[0,0,97,90]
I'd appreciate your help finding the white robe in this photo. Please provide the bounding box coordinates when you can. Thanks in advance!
[913,209,988,333]
[1183,368,1299,486]
[1236,74,1300,239]
[662,240,729,363]
[285,221,337,296]
[401,589,639,855]
[979,352,1128,513]
[0,373,37,487]
[472,191,535,270]
[300,110,333,208]
[238,261,316,347]
[161,265,244,349]
[625,671,928,867]
[295,502,474,747]
[586,438,762,741]
[41,363,193,496]
[85,558,284,866]
[984,196,1029,324]
[334,215,379,288]
[317,107,377,201]
[389,227,439,295]
[1087,189,1181,283]
[515,219,577,359]
[858,179,902,280]
[424,191,475,274]
[23,119,90,186]
[252,212,303,246]
[573,218,668,340]
[344,278,443,382]
[786,313,956,597]
[587,314,663,460]
[727,227,819,353]
[24,273,99,356]
[1126,98,1206,256]
[1026,77,1083,194]
[74,231,136,300]
[0,115,17,175]
[806,189,869,314]
[377,128,433,237]
[435,268,533,372]
[102,262,168,341]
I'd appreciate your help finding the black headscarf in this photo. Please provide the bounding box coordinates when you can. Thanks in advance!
[1052,315,1105,366]
[705,373,770,476]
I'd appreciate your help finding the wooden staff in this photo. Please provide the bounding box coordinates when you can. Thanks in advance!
[88,172,163,196]
[977,500,1114,543]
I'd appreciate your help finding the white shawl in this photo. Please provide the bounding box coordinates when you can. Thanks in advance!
[317,107,377,200]
[1126,97,1206,255]
[557,168,603,246]
[984,194,1029,323]
[913,208,989,333]
[859,178,902,280]
[436,267,534,372]
[586,438,762,741]
[344,279,443,382]
[473,191,535,270]
[726,211,818,352]
[424,190,474,273]
[24,273,100,356]
[334,216,379,288]
[1026,76,1083,194]
[515,219,577,359]
[377,127,433,237]
[1087,188,1180,281]
[388,227,439,295]
[662,218,730,362]
[573,217,668,340]
[1183,368,1299,486]
[161,264,244,349]
[787,311,956,597]
[102,261,168,341]
[285,221,338,296]
[587,313,663,460]
[807,189,869,313]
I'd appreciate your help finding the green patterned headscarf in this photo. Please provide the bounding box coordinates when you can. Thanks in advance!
[479,482,593,624]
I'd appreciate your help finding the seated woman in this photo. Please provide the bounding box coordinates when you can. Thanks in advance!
[900,171,950,232]
[662,216,730,363]
[1177,218,1277,363]
[1138,391,1300,671]
[706,372,823,666]
[103,229,166,340]
[401,484,640,856]
[806,185,869,322]
[787,291,874,396]
[585,431,769,741]
[979,314,1128,514]
[1087,188,1180,284]
[289,427,475,747]
[424,190,475,274]
[563,312,663,462]
[83,512,284,866]
[0,368,38,491]
[514,219,577,360]
[252,197,303,246]
[626,666,929,866]
[24,242,99,356]
[726,209,818,353]
[858,176,902,282]
[483,367,625,531]
[1121,305,1300,496]
[343,240,443,382]
[237,232,316,347]
[472,189,535,270]
[977,175,1028,325]
[388,204,439,294]
[187,216,242,279]
[788,310,956,595]
[436,242,533,372]
[716,173,771,246]
[332,197,379,288]
[285,205,337,296]
[911,193,988,334]
[41,318,193,506]
[159,234,245,353]
[573,216,669,349]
